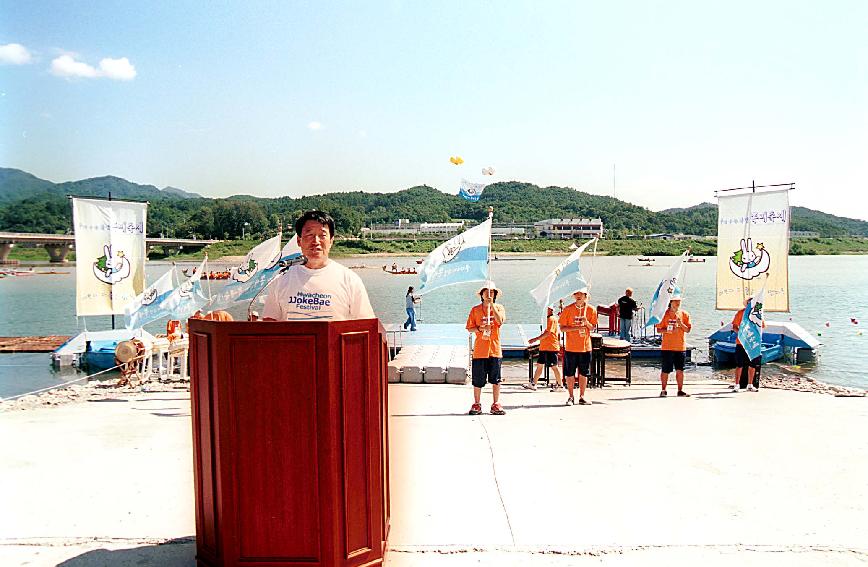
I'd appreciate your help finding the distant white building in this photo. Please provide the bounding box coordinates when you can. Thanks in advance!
[534,218,604,239]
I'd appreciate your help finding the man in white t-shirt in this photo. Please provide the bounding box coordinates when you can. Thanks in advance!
[262,210,375,321]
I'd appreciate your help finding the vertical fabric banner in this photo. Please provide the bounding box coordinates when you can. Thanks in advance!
[72,198,147,316]
[716,189,789,311]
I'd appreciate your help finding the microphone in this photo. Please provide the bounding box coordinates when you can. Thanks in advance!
[247,255,308,320]
[278,255,308,273]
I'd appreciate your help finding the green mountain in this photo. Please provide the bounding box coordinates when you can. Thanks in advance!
[0,168,202,202]
[0,169,865,239]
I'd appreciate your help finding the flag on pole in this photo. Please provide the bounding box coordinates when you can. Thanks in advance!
[72,198,147,316]
[235,235,303,303]
[529,238,596,308]
[645,251,689,329]
[139,256,209,324]
[458,179,489,202]
[737,286,766,361]
[209,233,285,307]
[417,219,491,295]
[124,267,176,329]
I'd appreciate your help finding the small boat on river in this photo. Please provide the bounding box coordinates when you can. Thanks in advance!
[382,266,417,275]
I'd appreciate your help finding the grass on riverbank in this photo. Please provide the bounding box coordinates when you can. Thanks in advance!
[6,236,867,262]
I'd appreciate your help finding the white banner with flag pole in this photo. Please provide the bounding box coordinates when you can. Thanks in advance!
[716,189,790,311]
[529,238,596,308]
[72,198,147,316]
[645,251,689,329]
[417,219,491,295]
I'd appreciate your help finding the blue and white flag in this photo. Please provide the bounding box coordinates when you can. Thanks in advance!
[209,234,288,307]
[124,267,176,329]
[458,179,489,202]
[235,236,303,303]
[138,256,209,324]
[417,219,491,295]
[645,251,689,329]
[529,238,596,308]
[737,286,765,360]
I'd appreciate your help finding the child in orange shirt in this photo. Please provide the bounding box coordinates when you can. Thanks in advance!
[654,293,692,397]
[466,281,507,415]
[558,287,598,406]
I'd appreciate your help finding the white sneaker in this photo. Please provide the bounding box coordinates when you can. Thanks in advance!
[747,384,757,392]
[731,386,740,393]
[729,383,738,390]
[521,383,537,391]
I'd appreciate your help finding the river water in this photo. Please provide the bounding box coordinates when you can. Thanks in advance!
[2,255,866,398]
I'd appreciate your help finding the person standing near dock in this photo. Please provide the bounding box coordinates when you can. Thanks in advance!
[404,286,420,331]
[731,296,764,392]
[524,306,563,391]
[559,287,597,406]
[466,281,507,415]
[617,288,639,342]
[262,210,375,321]
[655,292,692,397]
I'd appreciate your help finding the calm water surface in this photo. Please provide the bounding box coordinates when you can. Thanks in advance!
[2,255,866,397]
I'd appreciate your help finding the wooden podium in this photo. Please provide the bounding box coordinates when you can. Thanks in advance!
[188,319,390,567]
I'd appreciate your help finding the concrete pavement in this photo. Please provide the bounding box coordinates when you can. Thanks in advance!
[1,375,866,566]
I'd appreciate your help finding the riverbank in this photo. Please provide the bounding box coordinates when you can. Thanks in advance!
[6,236,867,263]
[1,373,866,566]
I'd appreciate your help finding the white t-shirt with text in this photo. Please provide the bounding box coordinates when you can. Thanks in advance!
[262,260,375,321]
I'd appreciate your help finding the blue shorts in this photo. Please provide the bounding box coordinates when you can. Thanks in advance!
[471,357,502,388]
[661,350,686,373]
[563,351,591,377]
[537,351,558,367]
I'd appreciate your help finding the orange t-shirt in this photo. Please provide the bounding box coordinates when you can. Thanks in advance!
[731,308,765,345]
[466,303,505,359]
[559,303,598,353]
[655,309,691,351]
[539,316,560,352]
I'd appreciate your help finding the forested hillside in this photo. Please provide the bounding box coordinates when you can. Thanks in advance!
[1,168,865,239]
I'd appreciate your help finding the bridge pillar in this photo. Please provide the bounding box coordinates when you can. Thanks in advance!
[0,242,13,262]
[45,243,72,263]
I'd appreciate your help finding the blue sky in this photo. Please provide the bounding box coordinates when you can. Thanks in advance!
[1,1,866,220]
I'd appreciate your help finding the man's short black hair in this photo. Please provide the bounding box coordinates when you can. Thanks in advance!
[295,210,335,238]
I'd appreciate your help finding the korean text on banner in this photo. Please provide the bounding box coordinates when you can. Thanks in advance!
[72,198,147,316]
[716,189,789,311]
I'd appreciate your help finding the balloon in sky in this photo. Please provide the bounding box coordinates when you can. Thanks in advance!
[481,166,496,175]
[449,156,464,165]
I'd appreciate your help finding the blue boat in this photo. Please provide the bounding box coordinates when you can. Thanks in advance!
[52,329,157,372]
[708,320,820,366]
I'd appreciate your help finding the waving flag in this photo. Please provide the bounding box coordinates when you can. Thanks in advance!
[458,179,489,202]
[529,238,595,308]
[124,267,176,329]
[645,251,689,329]
[140,257,209,324]
[737,286,766,360]
[209,234,287,307]
[417,219,491,295]
[235,236,303,303]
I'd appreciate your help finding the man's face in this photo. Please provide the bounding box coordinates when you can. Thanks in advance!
[297,220,333,260]
[480,289,496,302]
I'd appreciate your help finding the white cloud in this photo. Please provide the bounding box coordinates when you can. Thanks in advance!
[99,57,136,80]
[307,121,323,131]
[49,54,137,80]
[0,43,33,65]
[50,54,99,78]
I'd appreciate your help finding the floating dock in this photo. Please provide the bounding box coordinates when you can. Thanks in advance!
[0,336,71,353]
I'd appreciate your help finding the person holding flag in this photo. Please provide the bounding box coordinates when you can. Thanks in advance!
[466,281,507,416]
[523,306,563,391]
[558,286,597,406]
[654,290,692,397]
[731,291,766,392]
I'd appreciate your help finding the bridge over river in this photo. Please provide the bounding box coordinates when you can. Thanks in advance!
[0,232,221,263]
